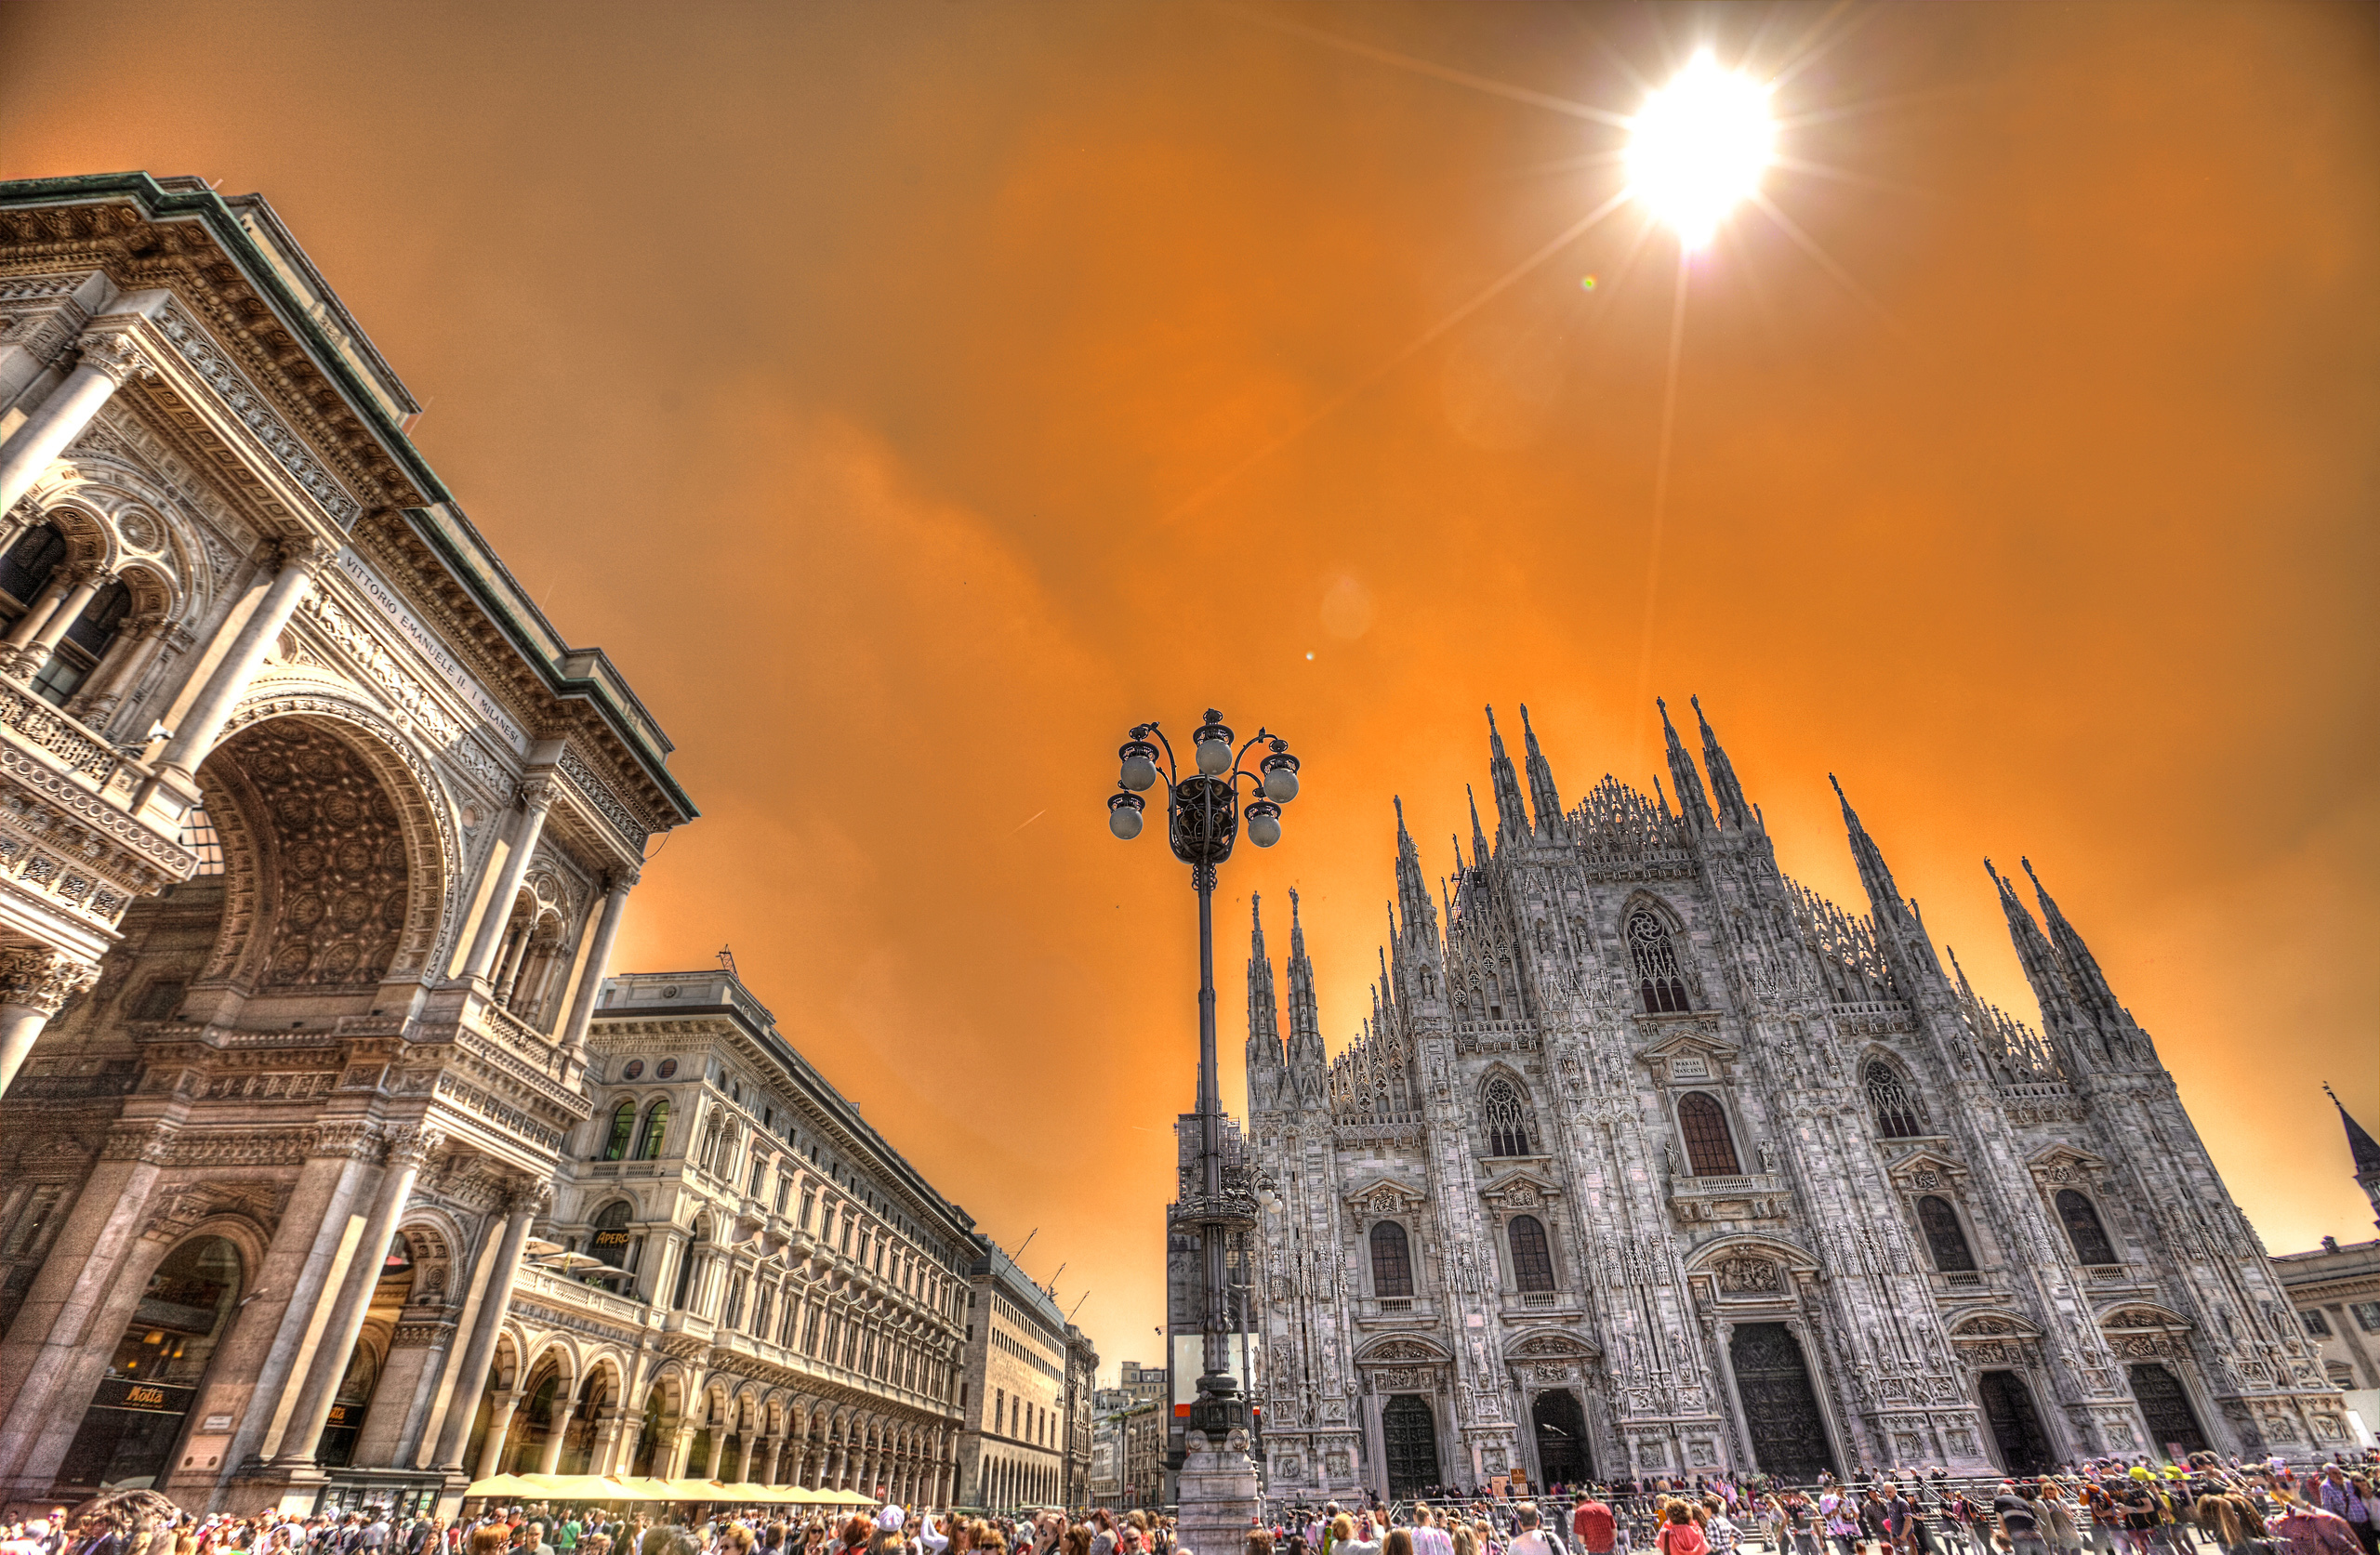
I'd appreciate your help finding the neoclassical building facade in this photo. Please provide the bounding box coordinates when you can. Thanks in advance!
[1241,704,2350,1499]
[0,174,695,1516]
[491,965,983,1512]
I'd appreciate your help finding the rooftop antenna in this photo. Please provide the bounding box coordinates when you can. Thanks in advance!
[1007,1227,1038,1263]
[1067,1291,1091,1321]
[717,944,739,978]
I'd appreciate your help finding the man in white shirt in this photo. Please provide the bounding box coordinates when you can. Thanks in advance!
[1507,1506,1567,1555]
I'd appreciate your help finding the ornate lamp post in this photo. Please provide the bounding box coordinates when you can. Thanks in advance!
[1107,709,1300,1441]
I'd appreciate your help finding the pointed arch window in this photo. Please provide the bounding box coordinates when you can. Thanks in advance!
[1629,909,1691,1013]
[1508,1214,1555,1293]
[1866,1061,1927,1139]
[1369,1220,1414,1298]
[1675,1091,1741,1177]
[1914,1194,1977,1272]
[600,1100,636,1161]
[2056,1189,2118,1265]
[1482,1075,1538,1157]
[634,1099,671,1160]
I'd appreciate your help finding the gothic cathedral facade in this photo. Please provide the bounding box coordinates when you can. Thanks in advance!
[1241,703,2347,1500]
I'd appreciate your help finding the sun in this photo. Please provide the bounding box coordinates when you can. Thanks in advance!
[1626,49,1778,250]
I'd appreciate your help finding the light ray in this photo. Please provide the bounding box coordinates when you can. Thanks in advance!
[1748,189,1905,338]
[1631,246,1694,777]
[1775,80,1990,130]
[1220,4,1633,127]
[1767,0,1883,90]
[1768,153,1938,200]
[1161,190,1633,525]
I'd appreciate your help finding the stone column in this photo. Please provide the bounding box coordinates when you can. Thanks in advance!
[537,1392,575,1474]
[474,1390,526,1480]
[558,871,636,1051]
[736,1433,758,1482]
[7,563,105,680]
[154,539,329,780]
[431,1187,545,1469]
[0,946,98,1099]
[71,610,166,729]
[273,1125,442,1467]
[460,780,555,984]
[0,564,90,675]
[492,922,533,1008]
[0,331,152,518]
[664,1424,695,1481]
[589,1407,624,1476]
[760,1436,783,1485]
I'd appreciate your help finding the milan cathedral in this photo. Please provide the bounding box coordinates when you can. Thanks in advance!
[1239,703,2348,1500]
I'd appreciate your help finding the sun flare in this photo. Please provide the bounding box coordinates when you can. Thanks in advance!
[1626,49,1777,249]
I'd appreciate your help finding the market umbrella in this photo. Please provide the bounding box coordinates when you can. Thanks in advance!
[462,1474,543,1501]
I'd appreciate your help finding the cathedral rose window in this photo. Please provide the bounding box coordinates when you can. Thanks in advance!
[1866,1061,1927,1139]
[1629,909,1691,1013]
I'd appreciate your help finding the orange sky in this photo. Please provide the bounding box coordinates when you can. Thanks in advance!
[4,1,2374,1382]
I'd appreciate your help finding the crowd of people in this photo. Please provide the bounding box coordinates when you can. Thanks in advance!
[1250,1452,2380,1555]
[5,1452,2379,1555]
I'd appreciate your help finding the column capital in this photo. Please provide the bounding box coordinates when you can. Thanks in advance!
[385,1124,447,1169]
[603,867,641,896]
[271,534,339,576]
[305,1118,384,1161]
[517,774,560,813]
[506,1178,555,1218]
[74,328,158,388]
[0,945,99,1015]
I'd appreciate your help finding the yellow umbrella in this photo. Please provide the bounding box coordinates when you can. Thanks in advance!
[462,1474,543,1500]
[609,1477,680,1502]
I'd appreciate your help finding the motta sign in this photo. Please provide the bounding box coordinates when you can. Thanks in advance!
[92,1377,193,1414]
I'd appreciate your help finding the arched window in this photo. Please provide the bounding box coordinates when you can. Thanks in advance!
[589,1201,634,1270]
[634,1100,671,1160]
[1508,1214,1555,1293]
[1915,1194,1977,1272]
[1675,1091,1740,1177]
[33,575,132,706]
[1369,1220,1414,1298]
[1628,909,1690,1013]
[600,1101,636,1161]
[1866,1061,1927,1139]
[1482,1075,1538,1157]
[2056,1189,2118,1265]
[0,523,67,613]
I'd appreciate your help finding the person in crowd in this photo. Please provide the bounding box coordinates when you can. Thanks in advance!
[2267,1488,2360,1555]
[1654,1509,1706,1555]
[1573,1496,1615,1555]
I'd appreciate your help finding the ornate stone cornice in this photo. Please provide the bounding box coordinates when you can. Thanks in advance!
[306,1117,381,1160]
[386,1123,446,1169]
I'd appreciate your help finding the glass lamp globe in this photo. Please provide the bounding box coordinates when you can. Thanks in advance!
[1119,753,1157,792]
[1195,735,1232,776]
[1246,803,1281,848]
[1263,765,1299,802]
[1107,794,1144,840]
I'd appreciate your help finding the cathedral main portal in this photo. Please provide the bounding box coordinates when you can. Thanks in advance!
[1529,1390,1593,1488]
[1382,1394,1440,1496]
[1728,1324,1835,1483]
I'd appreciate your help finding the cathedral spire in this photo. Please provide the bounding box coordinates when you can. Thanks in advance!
[2325,1082,2380,1231]
[1518,704,1565,838]
[1246,894,1282,1082]
[1285,888,1327,1096]
[1394,796,1436,940]
[1485,706,1530,845]
[1692,695,1753,830]
[1466,784,1491,867]
[1989,857,2088,1041]
[1659,698,1714,833]
[1831,773,1904,919]
[2020,857,2131,1034]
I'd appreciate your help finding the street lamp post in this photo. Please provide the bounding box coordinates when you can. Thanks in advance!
[1107,709,1299,1443]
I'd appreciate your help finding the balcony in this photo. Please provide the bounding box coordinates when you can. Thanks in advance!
[1355,1297,1435,1327]
[1667,1171,1792,1228]
[514,1262,654,1327]
[0,677,200,961]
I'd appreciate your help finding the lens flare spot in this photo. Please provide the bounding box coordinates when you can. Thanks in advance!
[1580,274,1598,291]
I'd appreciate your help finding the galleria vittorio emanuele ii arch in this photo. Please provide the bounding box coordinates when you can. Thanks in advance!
[0,173,699,1517]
